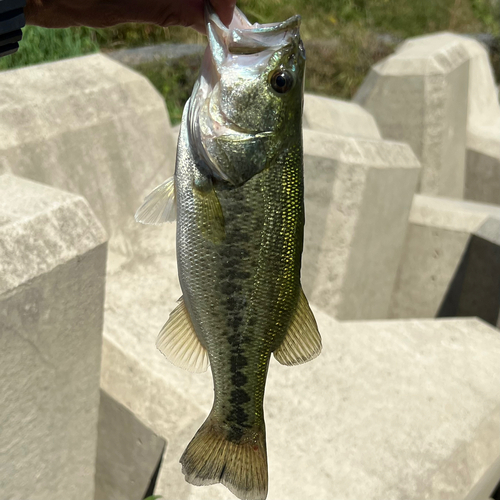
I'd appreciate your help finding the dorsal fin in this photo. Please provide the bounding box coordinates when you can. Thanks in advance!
[156,297,209,373]
[273,287,322,366]
[135,176,176,225]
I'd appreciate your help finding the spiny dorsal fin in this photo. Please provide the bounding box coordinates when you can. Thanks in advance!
[156,297,209,373]
[135,176,176,225]
[273,287,322,366]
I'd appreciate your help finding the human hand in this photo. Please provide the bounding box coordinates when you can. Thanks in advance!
[24,0,236,32]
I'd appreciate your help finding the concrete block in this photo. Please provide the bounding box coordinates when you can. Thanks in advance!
[461,37,500,205]
[354,32,470,198]
[389,194,500,322]
[95,390,166,500]
[0,54,176,248]
[0,174,107,500]
[101,271,500,500]
[303,93,381,139]
[301,128,420,320]
[438,217,500,327]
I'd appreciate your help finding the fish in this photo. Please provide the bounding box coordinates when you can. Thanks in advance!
[135,3,321,500]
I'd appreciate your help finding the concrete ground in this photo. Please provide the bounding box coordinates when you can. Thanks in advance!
[101,221,500,500]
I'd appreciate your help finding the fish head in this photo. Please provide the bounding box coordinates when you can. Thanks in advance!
[188,4,306,186]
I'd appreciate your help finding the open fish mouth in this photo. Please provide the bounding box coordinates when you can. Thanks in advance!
[187,2,304,183]
[205,2,301,56]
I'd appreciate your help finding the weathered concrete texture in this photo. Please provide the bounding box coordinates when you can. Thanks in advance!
[354,32,470,198]
[0,54,176,248]
[0,174,107,500]
[101,270,500,500]
[303,93,381,139]
[95,390,166,500]
[389,195,500,321]
[461,37,500,205]
[302,128,420,319]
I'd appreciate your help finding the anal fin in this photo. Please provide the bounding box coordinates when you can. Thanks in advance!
[273,287,322,366]
[156,297,209,373]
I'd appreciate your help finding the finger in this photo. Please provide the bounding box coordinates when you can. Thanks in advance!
[210,0,236,27]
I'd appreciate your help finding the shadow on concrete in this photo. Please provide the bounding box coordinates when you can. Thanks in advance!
[437,218,500,327]
[94,390,166,500]
[143,444,165,499]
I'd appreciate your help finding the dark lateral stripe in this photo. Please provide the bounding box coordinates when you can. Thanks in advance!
[231,371,248,387]
[230,353,248,372]
[230,388,251,405]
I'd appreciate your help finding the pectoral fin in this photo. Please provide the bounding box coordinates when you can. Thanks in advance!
[193,176,225,244]
[156,297,209,373]
[273,288,322,366]
[135,176,176,225]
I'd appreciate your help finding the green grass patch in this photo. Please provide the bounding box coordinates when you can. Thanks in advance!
[134,55,202,124]
[0,26,99,70]
[0,0,498,122]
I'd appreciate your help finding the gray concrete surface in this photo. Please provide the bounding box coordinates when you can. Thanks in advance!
[302,129,420,320]
[0,54,176,250]
[101,272,500,500]
[3,43,498,500]
[303,93,381,139]
[461,37,500,206]
[389,195,500,320]
[438,217,500,326]
[0,174,107,500]
[95,390,166,500]
[354,32,470,199]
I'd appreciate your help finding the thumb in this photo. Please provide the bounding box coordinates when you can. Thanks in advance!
[210,0,236,27]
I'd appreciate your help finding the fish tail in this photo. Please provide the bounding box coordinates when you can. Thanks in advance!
[180,414,268,500]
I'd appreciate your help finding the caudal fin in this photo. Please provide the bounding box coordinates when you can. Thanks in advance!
[180,416,268,500]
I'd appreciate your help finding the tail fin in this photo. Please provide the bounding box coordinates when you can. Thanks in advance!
[180,415,268,500]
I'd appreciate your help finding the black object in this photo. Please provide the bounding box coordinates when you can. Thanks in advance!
[0,0,26,57]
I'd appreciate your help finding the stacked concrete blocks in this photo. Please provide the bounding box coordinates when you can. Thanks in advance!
[461,36,500,205]
[103,305,500,499]
[355,33,471,198]
[303,93,381,139]
[438,216,500,327]
[301,99,421,320]
[0,174,107,500]
[0,54,176,246]
[389,195,500,323]
[95,390,166,500]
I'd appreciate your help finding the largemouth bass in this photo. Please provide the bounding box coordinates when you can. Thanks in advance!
[136,4,321,500]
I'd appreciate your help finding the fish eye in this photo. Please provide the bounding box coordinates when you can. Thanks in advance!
[269,69,294,94]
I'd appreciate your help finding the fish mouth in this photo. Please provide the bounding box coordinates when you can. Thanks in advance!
[205,2,301,57]
[197,2,301,139]
[187,3,301,182]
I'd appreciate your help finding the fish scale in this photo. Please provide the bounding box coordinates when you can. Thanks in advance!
[177,126,304,438]
[135,4,321,499]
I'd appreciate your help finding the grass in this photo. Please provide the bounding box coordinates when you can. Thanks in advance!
[0,0,498,122]
[134,55,203,124]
